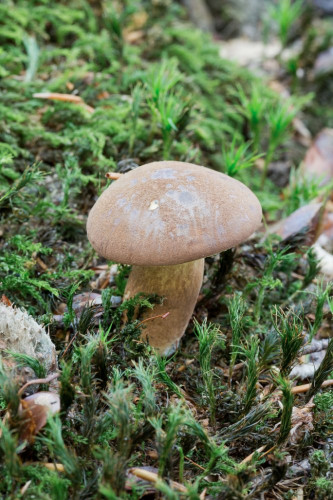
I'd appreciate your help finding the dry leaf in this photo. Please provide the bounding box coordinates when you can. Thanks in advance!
[123,11,148,43]
[292,117,312,147]
[302,337,330,355]
[289,402,314,445]
[302,128,333,187]
[314,47,333,76]
[312,242,333,278]
[269,202,323,247]
[317,209,333,252]
[123,30,144,44]
[53,292,103,322]
[19,391,60,443]
[1,295,12,306]
[97,90,110,100]
[290,362,320,380]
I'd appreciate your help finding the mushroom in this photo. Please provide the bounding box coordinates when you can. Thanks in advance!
[87,161,262,354]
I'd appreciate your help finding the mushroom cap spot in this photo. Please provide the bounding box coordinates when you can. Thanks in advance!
[87,161,262,266]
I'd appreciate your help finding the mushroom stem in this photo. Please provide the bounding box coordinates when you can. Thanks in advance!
[123,259,204,354]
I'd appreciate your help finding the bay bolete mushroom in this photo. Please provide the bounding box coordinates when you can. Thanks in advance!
[87,161,262,354]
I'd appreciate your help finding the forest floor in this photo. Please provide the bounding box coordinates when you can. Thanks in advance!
[0,1,333,499]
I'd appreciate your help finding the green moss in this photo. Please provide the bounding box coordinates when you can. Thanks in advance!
[0,0,332,497]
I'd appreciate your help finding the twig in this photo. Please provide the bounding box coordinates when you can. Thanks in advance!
[42,463,65,472]
[105,172,123,180]
[129,467,187,493]
[184,456,205,471]
[241,445,266,464]
[18,373,59,396]
[61,331,79,359]
[33,92,94,113]
[259,445,277,459]
[20,480,32,495]
[291,379,333,394]
[271,379,333,398]
[34,92,83,103]
[137,312,170,327]
[223,362,244,377]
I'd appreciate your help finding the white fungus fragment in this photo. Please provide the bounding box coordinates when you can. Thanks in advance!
[149,200,159,210]
[0,303,56,372]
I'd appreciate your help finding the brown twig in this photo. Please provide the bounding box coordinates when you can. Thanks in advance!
[18,373,59,396]
[105,172,123,180]
[20,480,32,495]
[291,379,333,394]
[184,456,205,471]
[137,312,170,327]
[129,468,187,493]
[223,362,244,378]
[42,463,65,472]
[33,92,94,113]
[61,331,79,359]
[259,445,277,459]
[241,445,266,464]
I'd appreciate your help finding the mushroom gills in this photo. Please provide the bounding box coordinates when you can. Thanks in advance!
[123,259,204,355]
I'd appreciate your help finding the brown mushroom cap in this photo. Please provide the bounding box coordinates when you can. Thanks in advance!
[87,161,262,266]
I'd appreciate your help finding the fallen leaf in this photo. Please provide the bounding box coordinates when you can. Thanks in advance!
[200,488,207,500]
[290,362,320,380]
[289,402,314,445]
[1,295,12,306]
[19,391,60,443]
[313,47,333,76]
[53,292,103,321]
[123,11,148,43]
[317,209,333,252]
[302,128,333,187]
[312,242,333,279]
[97,90,110,100]
[302,338,330,355]
[123,30,144,44]
[292,117,312,147]
[269,202,324,247]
